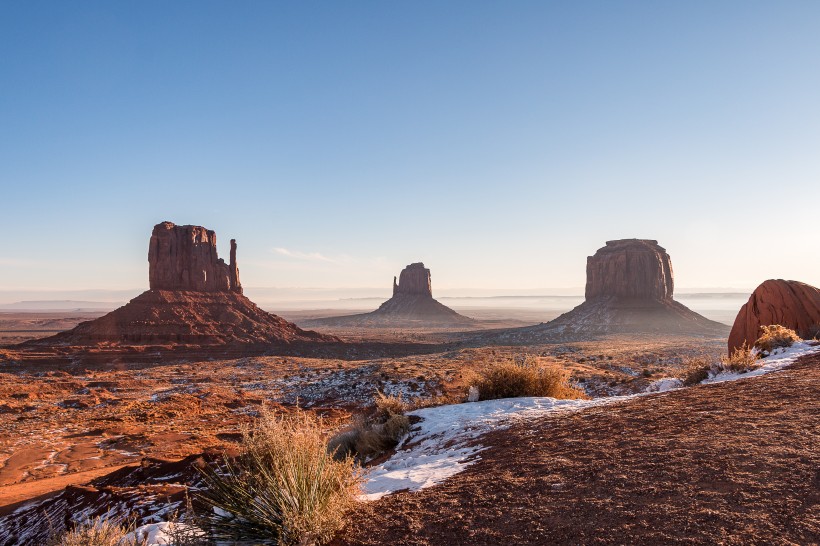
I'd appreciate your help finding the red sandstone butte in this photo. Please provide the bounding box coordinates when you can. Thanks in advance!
[728,279,820,353]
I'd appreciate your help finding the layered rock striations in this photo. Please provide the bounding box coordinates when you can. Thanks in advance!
[306,262,474,328]
[585,240,673,301]
[728,279,820,353]
[148,222,242,293]
[23,222,335,350]
[393,263,432,297]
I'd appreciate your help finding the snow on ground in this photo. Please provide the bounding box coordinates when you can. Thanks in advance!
[125,522,205,545]
[361,396,618,500]
[704,340,818,384]
[361,341,820,501]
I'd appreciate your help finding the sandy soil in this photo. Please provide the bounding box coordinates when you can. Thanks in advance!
[0,337,724,512]
[339,351,820,545]
[0,311,105,344]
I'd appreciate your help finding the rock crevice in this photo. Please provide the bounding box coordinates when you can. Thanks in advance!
[728,279,820,353]
[148,222,242,294]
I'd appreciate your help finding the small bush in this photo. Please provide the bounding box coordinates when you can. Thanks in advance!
[720,344,760,373]
[681,356,712,387]
[49,517,144,546]
[755,324,801,353]
[329,392,410,463]
[471,357,587,401]
[197,407,362,546]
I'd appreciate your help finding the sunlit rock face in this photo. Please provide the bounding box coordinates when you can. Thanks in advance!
[148,221,242,294]
[728,279,820,353]
[585,239,673,302]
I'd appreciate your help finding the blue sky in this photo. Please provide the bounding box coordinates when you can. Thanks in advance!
[1,1,818,298]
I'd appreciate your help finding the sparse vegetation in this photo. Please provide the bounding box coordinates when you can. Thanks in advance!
[681,356,713,387]
[48,517,144,546]
[680,346,761,386]
[754,324,801,353]
[197,407,362,546]
[720,344,760,373]
[470,357,588,401]
[329,392,411,463]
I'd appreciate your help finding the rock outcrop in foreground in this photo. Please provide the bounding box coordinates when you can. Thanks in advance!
[306,263,474,328]
[491,239,726,342]
[728,279,820,353]
[23,222,334,349]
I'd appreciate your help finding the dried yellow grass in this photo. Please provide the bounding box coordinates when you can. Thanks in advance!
[471,357,588,401]
[755,324,801,353]
[49,517,144,546]
[199,407,362,546]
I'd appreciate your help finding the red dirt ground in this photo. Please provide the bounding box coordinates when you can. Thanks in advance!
[339,351,820,545]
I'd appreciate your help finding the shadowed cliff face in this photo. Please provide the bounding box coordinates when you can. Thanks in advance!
[393,263,433,297]
[728,279,820,353]
[585,239,674,301]
[148,221,242,294]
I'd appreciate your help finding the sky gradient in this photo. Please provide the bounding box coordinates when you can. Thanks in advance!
[1,2,819,300]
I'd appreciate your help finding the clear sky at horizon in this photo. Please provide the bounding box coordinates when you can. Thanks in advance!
[1,1,819,298]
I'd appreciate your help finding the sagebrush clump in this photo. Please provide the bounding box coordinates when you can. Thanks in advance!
[49,517,144,546]
[754,324,801,353]
[681,356,713,387]
[720,344,760,373]
[328,392,410,463]
[470,357,587,401]
[197,407,362,546]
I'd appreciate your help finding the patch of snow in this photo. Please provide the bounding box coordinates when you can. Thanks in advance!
[363,341,820,501]
[704,341,819,384]
[644,377,683,392]
[125,522,205,546]
[361,396,618,500]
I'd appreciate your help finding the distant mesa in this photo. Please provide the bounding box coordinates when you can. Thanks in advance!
[21,222,336,350]
[492,239,727,341]
[306,262,474,328]
[728,279,820,354]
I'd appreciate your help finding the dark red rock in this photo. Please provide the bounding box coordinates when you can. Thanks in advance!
[148,222,241,293]
[728,279,820,353]
[23,222,336,349]
[585,239,673,301]
[393,263,433,297]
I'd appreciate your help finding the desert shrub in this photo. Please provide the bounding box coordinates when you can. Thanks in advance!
[754,324,801,353]
[471,357,588,401]
[48,517,144,546]
[197,407,362,546]
[681,356,713,387]
[329,392,410,463]
[720,344,760,373]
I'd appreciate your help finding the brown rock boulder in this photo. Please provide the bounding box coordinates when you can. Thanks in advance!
[728,279,820,353]
[585,239,674,301]
[393,263,433,297]
[148,222,242,293]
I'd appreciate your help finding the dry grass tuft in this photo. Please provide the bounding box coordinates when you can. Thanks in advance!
[197,407,362,546]
[754,324,801,353]
[471,357,588,401]
[681,356,713,387]
[48,517,144,546]
[329,391,410,463]
[720,344,760,373]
